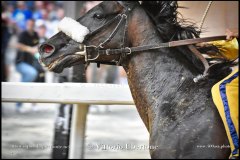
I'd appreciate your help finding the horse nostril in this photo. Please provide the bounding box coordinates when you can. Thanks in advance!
[44,45,53,53]
[40,44,55,54]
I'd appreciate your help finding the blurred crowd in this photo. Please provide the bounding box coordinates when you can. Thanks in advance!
[2,1,65,83]
[2,1,64,37]
[1,1,127,113]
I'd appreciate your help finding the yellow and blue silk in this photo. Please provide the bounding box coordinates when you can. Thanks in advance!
[212,69,239,158]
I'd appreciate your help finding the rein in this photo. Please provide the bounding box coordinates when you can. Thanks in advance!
[87,35,227,56]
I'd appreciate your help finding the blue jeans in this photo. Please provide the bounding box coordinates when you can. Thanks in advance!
[16,62,38,109]
[16,62,38,82]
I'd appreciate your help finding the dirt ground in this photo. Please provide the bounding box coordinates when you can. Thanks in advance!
[2,103,150,159]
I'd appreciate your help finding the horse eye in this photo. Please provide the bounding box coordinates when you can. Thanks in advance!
[93,13,105,20]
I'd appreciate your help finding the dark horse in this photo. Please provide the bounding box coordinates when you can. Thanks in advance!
[39,1,232,158]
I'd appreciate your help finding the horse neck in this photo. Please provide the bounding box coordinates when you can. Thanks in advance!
[122,7,203,132]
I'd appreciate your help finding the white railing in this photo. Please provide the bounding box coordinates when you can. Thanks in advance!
[2,82,134,159]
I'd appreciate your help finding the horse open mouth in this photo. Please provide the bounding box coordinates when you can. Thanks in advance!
[47,54,83,73]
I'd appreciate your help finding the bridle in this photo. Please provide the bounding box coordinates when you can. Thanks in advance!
[75,1,135,66]
[74,1,229,82]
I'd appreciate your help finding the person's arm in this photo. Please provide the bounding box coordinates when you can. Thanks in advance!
[16,43,38,55]
[16,32,38,55]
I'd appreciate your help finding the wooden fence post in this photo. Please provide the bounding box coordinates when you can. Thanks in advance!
[69,104,89,159]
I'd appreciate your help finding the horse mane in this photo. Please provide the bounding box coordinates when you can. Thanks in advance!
[140,1,233,80]
[141,1,200,41]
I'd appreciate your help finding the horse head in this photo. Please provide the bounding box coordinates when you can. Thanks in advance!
[39,1,140,73]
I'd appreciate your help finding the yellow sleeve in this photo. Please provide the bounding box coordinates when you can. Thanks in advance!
[207,38,238,60]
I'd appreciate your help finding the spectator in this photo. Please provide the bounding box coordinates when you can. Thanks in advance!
[33,1,44,20]
[15,19,39,112]
[47,2,57,21]
[1,2,12,82]
[12,1,32,33]
[25,1,35,11]
[44,7,65,38]
[37,24,47,43]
